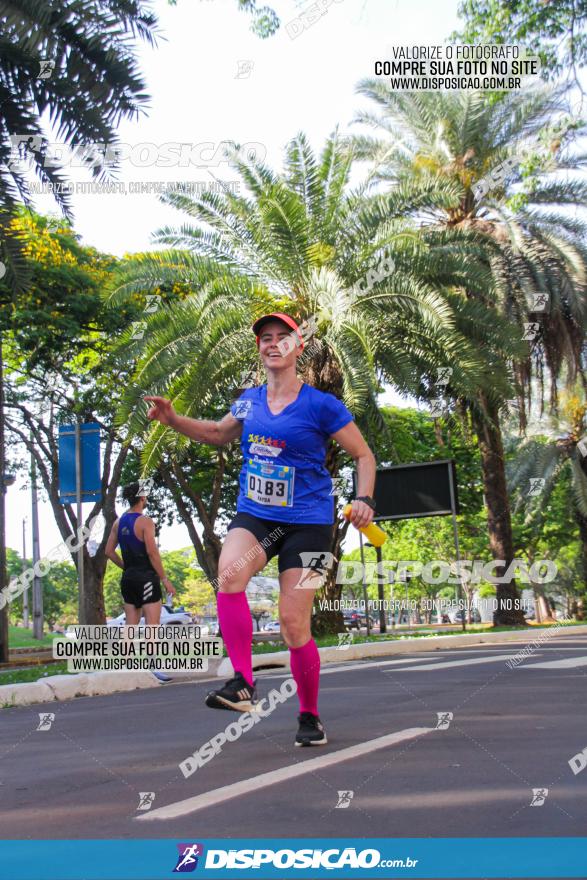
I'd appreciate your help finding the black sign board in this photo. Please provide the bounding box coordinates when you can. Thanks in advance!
[354,460,459,521]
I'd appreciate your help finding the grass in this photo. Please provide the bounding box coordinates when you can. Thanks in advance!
[0,661,68,687]
[8,626,58,648]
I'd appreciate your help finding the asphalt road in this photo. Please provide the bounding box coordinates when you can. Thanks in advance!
[1,632,586,877]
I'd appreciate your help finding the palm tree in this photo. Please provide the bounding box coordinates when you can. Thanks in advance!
[107,132,515,632]
[352,85,587,624]
[0,0,159,245]
[0,0,159,655]
[508,386,587,618]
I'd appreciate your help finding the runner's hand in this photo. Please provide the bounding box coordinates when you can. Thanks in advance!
[348,500,374,530]
[144,396,177,427]
[162,577,176,596]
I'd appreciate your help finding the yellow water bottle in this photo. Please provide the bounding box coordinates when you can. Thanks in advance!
[343,503,387,547]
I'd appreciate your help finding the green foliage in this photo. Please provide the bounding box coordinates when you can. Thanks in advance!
[169,0,280,38]
[7,550,78,627]
[374,405,483,516]
[0,0,159,299]
[244,3,280,38]
[506,391,587,597]
[336,404,586,607]
[478,583,497,599]
[352,85,587,428]
[180,576,216,618]
[0,210,138,375]
[454,1,587,81]
[0,0,158,219]
[107,130,509,474]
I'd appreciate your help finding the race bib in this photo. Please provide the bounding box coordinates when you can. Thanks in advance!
[246,459,295,507]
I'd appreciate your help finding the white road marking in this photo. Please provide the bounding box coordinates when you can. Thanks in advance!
[264,651,519,678]
[535,643,587,648]
[262,648,578,680]
[259,643,587,681]
[320,657,441,674]
[137,727,433,821]
[385,654,535,672]
[519,656,587,669]
[262,657,451,680]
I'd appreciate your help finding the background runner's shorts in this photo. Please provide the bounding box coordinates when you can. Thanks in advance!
[227,513,333,573]
[120,569,162,608]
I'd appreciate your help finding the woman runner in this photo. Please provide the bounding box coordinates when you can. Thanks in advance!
[145,313,376,746]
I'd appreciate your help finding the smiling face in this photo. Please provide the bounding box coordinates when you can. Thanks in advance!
[258,320,302,372]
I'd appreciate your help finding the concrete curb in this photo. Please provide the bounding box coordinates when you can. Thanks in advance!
[217,623,587,678]
[3,626,585,707]
[0,659,224,708]
[0,681,55,707]
[0,671,160,707]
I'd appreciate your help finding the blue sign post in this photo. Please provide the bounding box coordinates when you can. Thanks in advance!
[58,424,101,620]
[58,423,101,504]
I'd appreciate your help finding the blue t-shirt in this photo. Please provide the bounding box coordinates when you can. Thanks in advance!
[232,383,353,524]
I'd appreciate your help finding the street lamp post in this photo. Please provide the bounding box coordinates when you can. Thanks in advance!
[366,541,386,634]
[31,454,43,639]
[21,517,29,627]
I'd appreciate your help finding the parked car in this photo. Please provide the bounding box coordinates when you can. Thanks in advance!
[262,620,281,632]
[343,610,362,630]
[104,603,194,627]
[343,610,375,630]
[451,609,482,624]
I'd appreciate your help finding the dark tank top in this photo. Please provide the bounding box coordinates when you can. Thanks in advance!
[118,511,153,571]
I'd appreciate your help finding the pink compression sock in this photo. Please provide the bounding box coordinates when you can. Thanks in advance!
[217,591,254,687]
[289,639,320,716]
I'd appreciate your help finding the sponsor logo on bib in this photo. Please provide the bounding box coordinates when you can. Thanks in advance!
[249,442,282,458]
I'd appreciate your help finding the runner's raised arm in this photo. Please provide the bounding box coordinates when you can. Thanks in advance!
[144,395,243,446]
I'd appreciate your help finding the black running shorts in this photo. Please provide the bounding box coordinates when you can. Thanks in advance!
[227,513,333,573]
[120,568,162,608]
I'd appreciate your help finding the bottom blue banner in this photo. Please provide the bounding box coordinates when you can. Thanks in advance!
[1,838,584,879]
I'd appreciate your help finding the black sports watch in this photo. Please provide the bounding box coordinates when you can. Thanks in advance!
[356,495,376,511]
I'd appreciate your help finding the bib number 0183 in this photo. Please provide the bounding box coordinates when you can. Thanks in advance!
[246,459,294,507]
[248,475,285,498]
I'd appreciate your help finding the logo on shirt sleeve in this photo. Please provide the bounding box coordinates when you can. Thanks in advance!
[232,399,252,420]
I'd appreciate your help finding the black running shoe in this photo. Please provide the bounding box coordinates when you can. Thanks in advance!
[295,712,327,746]
[205,672,257,712]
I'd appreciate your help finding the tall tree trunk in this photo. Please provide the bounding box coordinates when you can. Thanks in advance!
[573,510,587,620]
[160,460,223,585]
[470,392,525,626]
[0,337,8,662]
[532,583,554,623]
[80,552,107,624]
